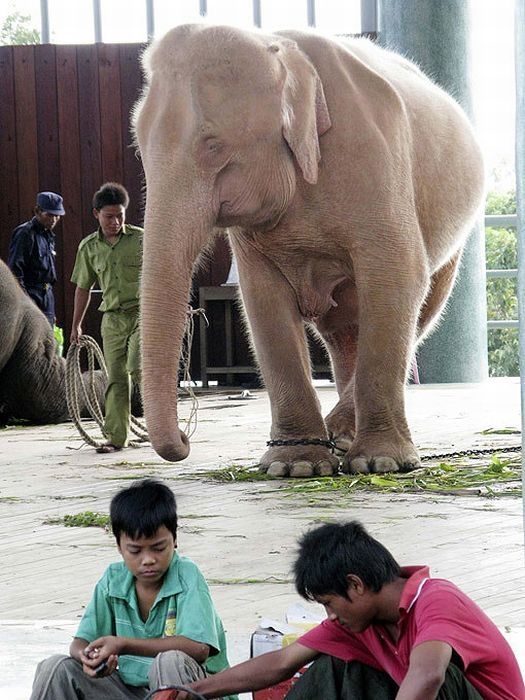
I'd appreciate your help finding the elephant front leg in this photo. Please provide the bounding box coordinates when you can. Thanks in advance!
[344,258,429,474]
[234,244,339,478]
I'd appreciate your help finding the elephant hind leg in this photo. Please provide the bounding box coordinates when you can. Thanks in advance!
[416,250,462,343]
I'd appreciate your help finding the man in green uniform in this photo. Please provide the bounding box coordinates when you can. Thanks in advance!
[70,182,143,454]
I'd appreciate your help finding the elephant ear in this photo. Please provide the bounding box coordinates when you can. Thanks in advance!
[275,40,331,185]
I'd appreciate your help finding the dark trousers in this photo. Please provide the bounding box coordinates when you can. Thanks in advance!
[284,656,483,700]
[27,285,55,326]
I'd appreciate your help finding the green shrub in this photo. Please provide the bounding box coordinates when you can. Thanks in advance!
[485,191,518,377]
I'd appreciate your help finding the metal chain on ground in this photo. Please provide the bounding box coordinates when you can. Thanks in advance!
[420,444,522,462]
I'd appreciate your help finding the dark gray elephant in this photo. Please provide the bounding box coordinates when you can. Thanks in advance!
[0,259,105,425]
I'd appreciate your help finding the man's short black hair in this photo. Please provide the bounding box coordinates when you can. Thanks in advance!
[110,479,177,544]
[93,182,130,210]
[294,521,401,600]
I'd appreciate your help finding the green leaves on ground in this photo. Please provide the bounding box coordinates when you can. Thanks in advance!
[478,427,520,435]
[44,511,109,528]
[199,454,521,497]
[199,465,272,482]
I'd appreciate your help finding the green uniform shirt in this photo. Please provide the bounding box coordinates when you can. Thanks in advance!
[70,224,143,312]
[76,553,237,697]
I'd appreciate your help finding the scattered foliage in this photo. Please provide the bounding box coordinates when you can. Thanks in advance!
[44,511,109,528]
[198,455,521,498]
[479,427,520,435]
[197,465,277,482]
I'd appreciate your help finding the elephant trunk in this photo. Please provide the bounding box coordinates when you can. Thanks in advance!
[140,181,212,462]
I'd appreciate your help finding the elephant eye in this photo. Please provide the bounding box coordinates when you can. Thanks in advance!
[204,137,222,153]
[198,137,228,168]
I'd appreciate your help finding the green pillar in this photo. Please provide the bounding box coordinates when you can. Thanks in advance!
[378,0,488,383]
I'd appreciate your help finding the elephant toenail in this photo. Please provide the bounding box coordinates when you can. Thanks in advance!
[316,460,337,476]
[289,461,314,478]
[402,458,421,472]
[373,457,400,474]
[267,461,288,477]
[344,457,369,474]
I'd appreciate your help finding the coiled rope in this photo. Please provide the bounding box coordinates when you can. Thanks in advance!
[65,307,204,449]
[178,306,204,440]
[66,335,148,448]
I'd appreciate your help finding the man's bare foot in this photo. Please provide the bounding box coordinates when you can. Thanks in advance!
[96,443,123,454]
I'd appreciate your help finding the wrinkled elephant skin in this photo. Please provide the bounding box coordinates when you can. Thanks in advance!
[0,260,105,425]
[134,25,484,476]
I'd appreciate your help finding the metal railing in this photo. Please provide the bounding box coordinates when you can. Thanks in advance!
[485,214,518,330]
[37,0,376,43]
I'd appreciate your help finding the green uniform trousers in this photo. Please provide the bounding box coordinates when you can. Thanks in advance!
[101,308,141,447]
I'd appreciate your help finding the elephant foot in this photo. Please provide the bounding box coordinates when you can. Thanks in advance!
[259,444,340,478]
[342,436,420,475]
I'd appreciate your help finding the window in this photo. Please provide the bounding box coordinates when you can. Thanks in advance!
[48,0,94,44]
[206,0,253,29]
[316,0,361,35]
[100,0,147,43]
[260,0,308,32]
[154,0,202,39]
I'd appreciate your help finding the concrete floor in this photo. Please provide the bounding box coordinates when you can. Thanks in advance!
[1,378,524,697]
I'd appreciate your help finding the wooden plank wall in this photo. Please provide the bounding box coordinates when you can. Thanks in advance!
[0,42,231,377]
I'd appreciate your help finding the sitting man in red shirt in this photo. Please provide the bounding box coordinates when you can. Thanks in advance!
[172,521,524,700]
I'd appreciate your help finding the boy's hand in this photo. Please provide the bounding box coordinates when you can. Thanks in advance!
[85,635,122,658]
[79,650,118,678]
[80,636,121,677]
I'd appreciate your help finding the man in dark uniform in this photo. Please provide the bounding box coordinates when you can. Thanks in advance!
[8,191,65,326]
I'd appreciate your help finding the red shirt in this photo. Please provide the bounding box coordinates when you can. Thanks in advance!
[298,566,525,700]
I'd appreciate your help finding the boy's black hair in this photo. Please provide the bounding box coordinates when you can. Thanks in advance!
[294,521,401,600]
[93,182,130,210]
[110,479,177,543]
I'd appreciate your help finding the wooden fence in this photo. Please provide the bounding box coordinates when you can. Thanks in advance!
[0,42,233,377]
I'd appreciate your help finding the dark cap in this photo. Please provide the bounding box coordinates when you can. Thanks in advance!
[36,191,65,216]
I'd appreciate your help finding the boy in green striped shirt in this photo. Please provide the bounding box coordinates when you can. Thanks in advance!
[30,479,237,699]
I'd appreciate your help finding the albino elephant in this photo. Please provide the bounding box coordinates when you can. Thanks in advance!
[0,259,105,425]
[134,25,484,476]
